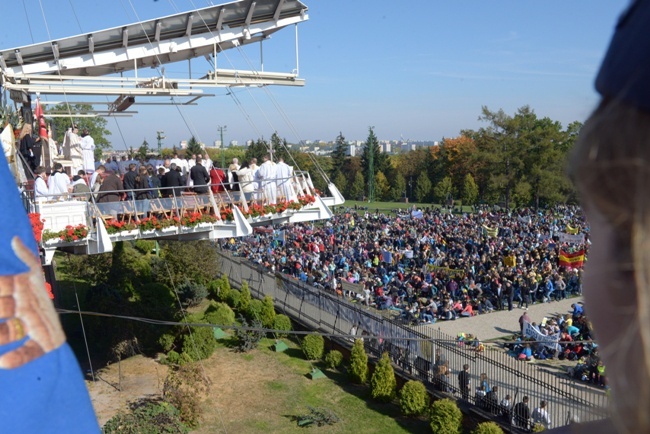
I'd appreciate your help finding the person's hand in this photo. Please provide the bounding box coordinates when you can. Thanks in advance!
[0,237,65,368]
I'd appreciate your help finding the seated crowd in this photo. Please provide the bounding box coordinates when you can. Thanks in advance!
[222,205,586,326]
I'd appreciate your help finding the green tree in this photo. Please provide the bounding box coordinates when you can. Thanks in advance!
[270,131,291,162]
[429,398,462,434]
[301,334,325,360]
[434,176,453,204]
[361,127,388,201]
[185,136,203,157]
[415,171,432,203]
[398,380,429,416]
[330,132,347,179]
[374,171,391,201]
[137,139,150,160]
[472,421,505,434]
[244,138,269,164]
[332,171,348,198]
[390,172,407,201]
[49,103,112,160]
[348,339,368,384]
[348,171,365,201]
[462,173,479,206]
[370,352,397,402]
[153,241,219,287]
[239,281,252,313]
[259,295,276,329]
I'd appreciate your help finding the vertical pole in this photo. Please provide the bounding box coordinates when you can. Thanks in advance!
[260,38,264,72]
[294,24,299,76]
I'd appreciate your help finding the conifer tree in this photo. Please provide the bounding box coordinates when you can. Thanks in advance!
[370,352,397,402]
[348,338,368,384]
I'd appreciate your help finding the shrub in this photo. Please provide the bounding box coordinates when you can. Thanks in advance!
[324,350,343,370]
[133,239,156,255]
[532,423,546,432]
[429,398,462,434]
[273,314,292,337]
[207,279,220,299]
[301,334,325,361]
[260,295,276,328]
[103,399,189,434]
[371,352,397,402]
[348,339,368,384]
[176,278,208,308]
[181,323,216,361]
[472,421,505,434]
[163,363,209,428]
[235,316,264,352]
[399,380,429,416]
[246,299,263,322]
[161,350,192,366]
[158,333,177,353]
[226,289,241,309]
[218,274,232,301]
[204,302,235,327]
[239,281,252,312]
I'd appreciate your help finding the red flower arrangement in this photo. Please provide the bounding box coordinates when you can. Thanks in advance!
[221,208,234,222]
[180,212,217,227]
[298,195,316,207]
[288,200,302,211]
[28,213,44,243]
[105,220,138,234]
[59,224,88,242]
[275,201,289,214]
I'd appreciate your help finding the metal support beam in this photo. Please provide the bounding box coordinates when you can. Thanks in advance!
[88,35,94,53]
[185,13,194,37]
[245,2,257,27]
[122,27,129,48]
[215,8,225,31]
[273,0,286,22]
[154,21,162,42]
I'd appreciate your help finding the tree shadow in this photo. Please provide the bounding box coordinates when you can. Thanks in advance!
[494,326,518,335]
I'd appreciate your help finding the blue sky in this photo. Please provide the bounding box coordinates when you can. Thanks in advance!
[1,0,629,150]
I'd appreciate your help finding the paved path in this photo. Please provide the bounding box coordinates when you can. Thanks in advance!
[429,297,582,341]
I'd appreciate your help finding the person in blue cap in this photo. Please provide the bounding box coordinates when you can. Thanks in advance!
[0,143,99,430]
[566,1,650,433]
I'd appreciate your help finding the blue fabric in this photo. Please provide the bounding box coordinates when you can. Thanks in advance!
[596,0,650,111]
[0,148,100,432]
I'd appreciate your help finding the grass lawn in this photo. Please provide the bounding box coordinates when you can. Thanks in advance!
[334,200,474,214]
[192,336,431,434]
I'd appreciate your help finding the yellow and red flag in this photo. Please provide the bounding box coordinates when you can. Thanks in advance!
[559,249,585,268]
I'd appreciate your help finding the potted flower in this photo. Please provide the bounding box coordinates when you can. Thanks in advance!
[288,200,302,211]
[29,213,45,244]
[138,216,160,234]
[220,207,234,222]
[181,212,203,230]
[275,201,289,215]
[59,224,89,242]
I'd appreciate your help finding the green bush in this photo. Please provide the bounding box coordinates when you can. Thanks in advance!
[226,289,241,309]
[207,279,220,299]
[532,423,546,432]
[158,333,177,353]
[204,302,235,326]
[133,239,156,255]
[219,274,232,301]
[162,350,192,366]
[176,278,208,308]
[246,299,263,322]
[399,380,429,416]
[273,314,292,337]
[180,324,216,361]
[103,399,189,434]
[260,295,276,328]
[301,334,325,360]
[429,398,462,434]
[235,316,264,352]
[348,339,368,384]
[370,352,396,402]
[239,281,252,312]
[472,421,505,434]
[324,350,343,370]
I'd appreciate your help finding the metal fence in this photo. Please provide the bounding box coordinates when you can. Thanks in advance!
[216,249,609,430]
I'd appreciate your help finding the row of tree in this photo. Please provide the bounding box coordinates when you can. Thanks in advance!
[330,106,582,208]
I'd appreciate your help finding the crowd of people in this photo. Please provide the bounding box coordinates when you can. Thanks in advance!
[222,205,587,327]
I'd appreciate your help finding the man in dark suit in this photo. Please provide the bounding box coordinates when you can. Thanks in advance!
[458,364,471,401]
[122,163,138,200]
[190,157,210,194]
[161,162,183,197]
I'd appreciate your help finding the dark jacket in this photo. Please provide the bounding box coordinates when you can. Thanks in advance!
[134,175,152,200]
[123,170,138,191]
[162,169,184,197]
[190,163,210,194]
[97,174,123,203]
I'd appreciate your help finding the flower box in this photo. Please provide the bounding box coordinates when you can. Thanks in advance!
[197,222,213,229]
[44,238,63,246]
[161,226,178,233]
[141,229,156,236]
[120,229,140,238]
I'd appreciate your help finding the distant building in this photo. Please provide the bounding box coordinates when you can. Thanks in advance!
[230,140,238,147]
[347,144,356,157]
[179,140,188,149]
[213,140,222,148]
[381,142,391,153]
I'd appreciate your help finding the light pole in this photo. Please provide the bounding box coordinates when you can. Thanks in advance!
[156,130,165,155]
[217,125,227,168]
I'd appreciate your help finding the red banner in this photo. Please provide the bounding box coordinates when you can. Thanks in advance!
[559,249,585,268]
